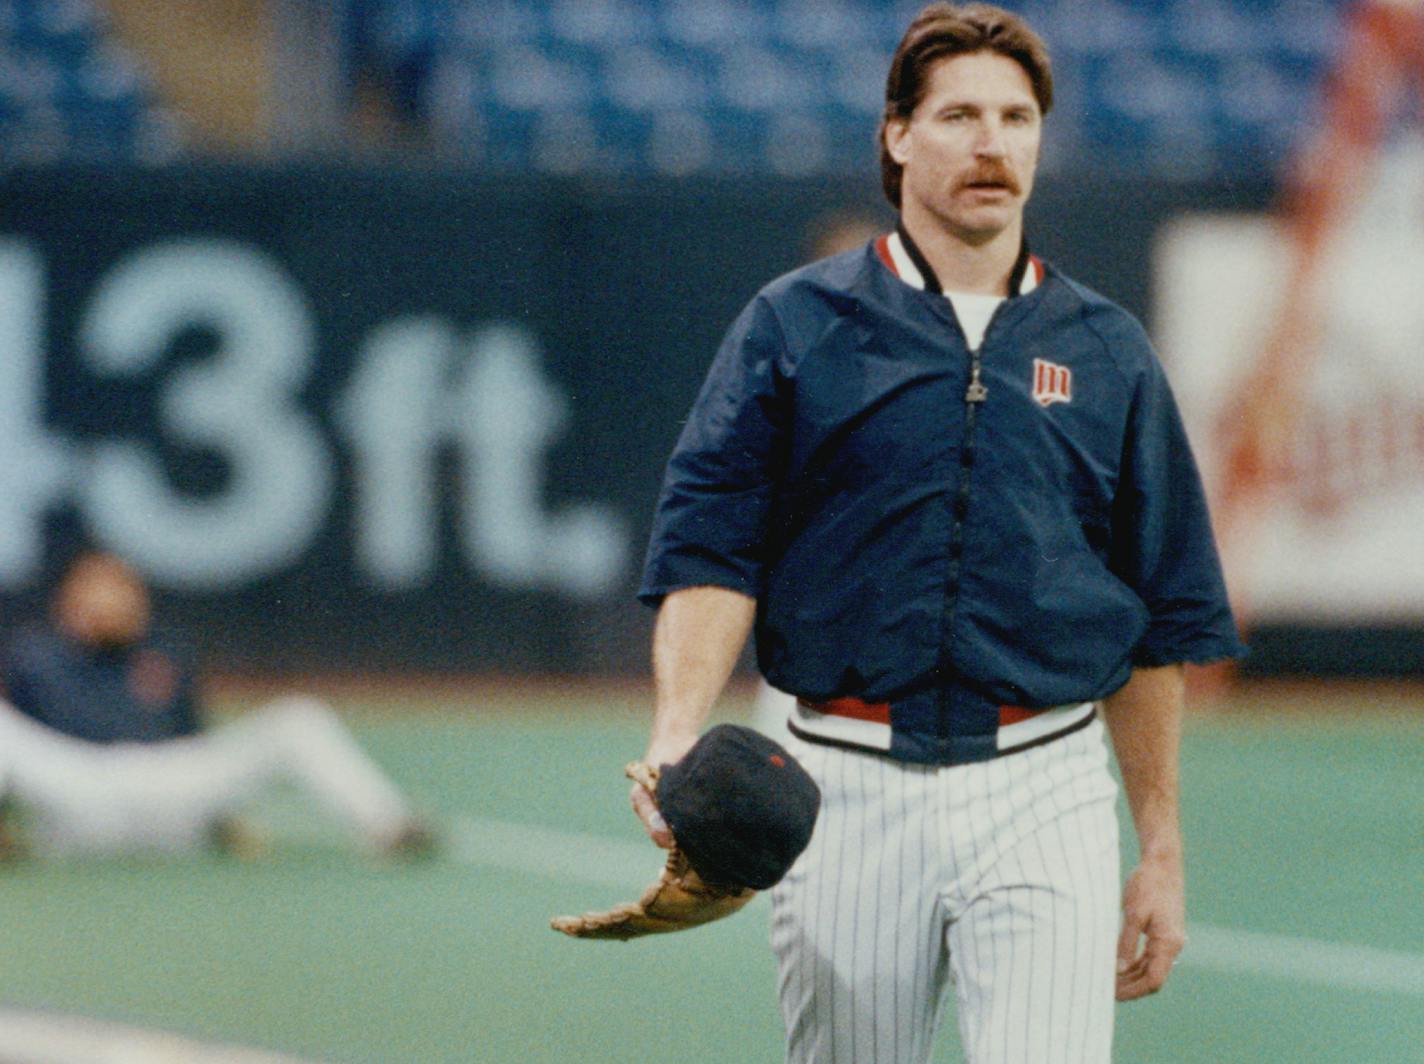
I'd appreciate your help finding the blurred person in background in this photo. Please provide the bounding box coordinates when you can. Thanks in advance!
[803,208,890,264]
[1214,0,1424,571]
[0,550,434,860]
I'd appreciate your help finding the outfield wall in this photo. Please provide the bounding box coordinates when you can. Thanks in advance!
[0,166,1417,676]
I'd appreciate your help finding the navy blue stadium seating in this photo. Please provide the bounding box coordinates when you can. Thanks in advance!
[349,0,1346,179]
[0,0,1344,173]
[0,0,179,166]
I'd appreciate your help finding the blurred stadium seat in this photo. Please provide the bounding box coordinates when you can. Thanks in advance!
[0,0,1344,173]
[341,0,1344,178]
[0,0,180,166]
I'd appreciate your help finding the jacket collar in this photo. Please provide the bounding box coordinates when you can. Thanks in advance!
[875,222,1043,297]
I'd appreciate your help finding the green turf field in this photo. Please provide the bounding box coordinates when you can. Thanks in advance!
[0,684,1420,1063]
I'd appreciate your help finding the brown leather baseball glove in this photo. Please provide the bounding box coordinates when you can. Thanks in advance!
[549,762,755,941]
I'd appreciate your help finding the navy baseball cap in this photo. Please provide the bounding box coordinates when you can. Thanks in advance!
[656,724,821,891]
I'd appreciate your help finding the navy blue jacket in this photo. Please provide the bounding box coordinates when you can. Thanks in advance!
[640,235,1244,764]
[2,624,200,744]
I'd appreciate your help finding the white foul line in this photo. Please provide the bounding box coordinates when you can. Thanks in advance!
[1179,923,1424,998]
[0,1007,326,1064]
[447,815,1424,998]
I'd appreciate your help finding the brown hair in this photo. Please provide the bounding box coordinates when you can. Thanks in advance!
[878,3,1054,207]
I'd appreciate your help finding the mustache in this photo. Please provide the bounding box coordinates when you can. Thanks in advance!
[957,164,1021,195]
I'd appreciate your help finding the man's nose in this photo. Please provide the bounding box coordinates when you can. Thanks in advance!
[974,121,1008,158]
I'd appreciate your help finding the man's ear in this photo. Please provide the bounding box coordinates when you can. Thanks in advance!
[884,116,912,166]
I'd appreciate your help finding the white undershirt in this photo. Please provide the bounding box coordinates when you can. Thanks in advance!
[944,290,1005,351]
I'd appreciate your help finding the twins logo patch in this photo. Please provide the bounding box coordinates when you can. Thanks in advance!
[1032,358,1072,407]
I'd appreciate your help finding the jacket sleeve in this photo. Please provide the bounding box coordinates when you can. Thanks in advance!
[638,295,789,606]
[1110,348,1247,666]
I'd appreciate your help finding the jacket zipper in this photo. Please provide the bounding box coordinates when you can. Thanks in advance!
[937,343,988,741]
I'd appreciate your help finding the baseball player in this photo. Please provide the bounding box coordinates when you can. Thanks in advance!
[0,550,433,858]
[631,5,1244,1063]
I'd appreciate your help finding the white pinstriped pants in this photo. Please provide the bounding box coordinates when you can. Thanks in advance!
[770,718,1120,1064]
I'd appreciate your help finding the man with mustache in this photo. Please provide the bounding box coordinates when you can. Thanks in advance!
[632,5,1243,1062]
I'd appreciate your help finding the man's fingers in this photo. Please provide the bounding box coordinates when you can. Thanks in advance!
[1116,968,1156,1001]
[629,781,673,848]
[1115,952,1164,1000]
[1116,931,1185,1001]
[1116,960,1170,1000]
[1116,910,1145,975]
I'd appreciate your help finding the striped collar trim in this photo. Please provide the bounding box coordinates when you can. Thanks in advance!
[874,228,1043,297]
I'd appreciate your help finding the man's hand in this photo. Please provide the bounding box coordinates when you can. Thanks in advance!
[634,586,757,848]
[1102,664,1188,1001]
[630,733,699,847]
[1116,851,1187,1000]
